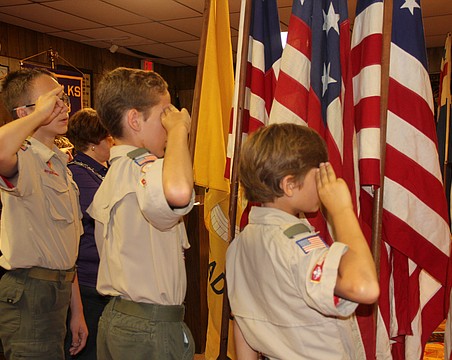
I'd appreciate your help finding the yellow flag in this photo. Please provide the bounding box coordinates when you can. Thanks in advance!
[192,0,235,359]
[193,0,234,193]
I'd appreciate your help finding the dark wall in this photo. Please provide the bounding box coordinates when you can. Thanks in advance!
[0,21,197,125]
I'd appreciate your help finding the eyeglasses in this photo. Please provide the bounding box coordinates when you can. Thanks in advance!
[12,93,71,112]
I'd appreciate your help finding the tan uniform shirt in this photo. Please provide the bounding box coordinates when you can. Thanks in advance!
[226,206,365,360]
[0,137,82,270]
[88,145,194,305]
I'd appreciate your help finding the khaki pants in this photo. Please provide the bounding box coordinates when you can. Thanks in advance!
[0,268,73,359]
[97,297,194,360]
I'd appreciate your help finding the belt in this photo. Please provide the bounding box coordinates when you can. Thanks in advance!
[112,297,185,322]
[27,267,76,282]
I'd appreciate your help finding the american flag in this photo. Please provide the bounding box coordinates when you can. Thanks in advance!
[225,0,282,181]
[352,0,451,358]
[268,0,355,243]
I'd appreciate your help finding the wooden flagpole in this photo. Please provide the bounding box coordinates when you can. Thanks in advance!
[217,0,252,358]
[189,0,211,160]
[443,99,451,190]
[441,33,451,191]
[371,0,393,337]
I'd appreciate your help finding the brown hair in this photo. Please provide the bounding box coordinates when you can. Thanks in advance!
[66,108,109,152]
[95,67,168,138]
[239,123,328,203]
[1,68,57,119]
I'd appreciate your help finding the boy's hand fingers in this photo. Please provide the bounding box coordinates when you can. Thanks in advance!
[325,162,336,181]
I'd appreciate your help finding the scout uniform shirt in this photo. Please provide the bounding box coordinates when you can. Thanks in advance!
[0,137,82,270]
[87,145,194,305]
[226,206,365,360]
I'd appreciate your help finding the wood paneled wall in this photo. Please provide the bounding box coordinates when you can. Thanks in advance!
[0,21,209,354]
[0,21,197,123]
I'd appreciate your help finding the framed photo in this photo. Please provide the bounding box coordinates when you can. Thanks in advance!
[0,64,9,79]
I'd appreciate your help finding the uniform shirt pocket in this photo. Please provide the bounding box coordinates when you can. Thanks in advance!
[41,174,74,223]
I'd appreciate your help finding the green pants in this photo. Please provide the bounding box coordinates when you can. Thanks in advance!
[97,297,194,360]
[0,268,72,359]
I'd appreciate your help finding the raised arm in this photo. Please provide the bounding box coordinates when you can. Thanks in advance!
[316,162,380,304]
[0,86,65,177]
[160,104,193,207]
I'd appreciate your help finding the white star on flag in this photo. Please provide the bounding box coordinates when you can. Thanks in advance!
[322,62,337,96]
[400,0,420,15]
[323,2,340,35]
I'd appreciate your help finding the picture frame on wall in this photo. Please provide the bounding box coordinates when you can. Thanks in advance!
[0,65,9,79]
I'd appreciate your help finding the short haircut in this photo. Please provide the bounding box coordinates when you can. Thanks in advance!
[239,123,328,203]
[66,107,109,152]
[95,67,168,138]
[1,68,57,119]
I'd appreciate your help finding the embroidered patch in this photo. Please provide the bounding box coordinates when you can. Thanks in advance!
[295,234,326,254]
[134,154,157,167]
[141,163,154,173]
[20,139,31,151]
[44,161,59,176]
[311,262,324,282]
[310,253,327,283]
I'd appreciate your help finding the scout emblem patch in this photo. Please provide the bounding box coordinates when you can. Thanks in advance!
[311,253,327,283]
[295,233,326,254]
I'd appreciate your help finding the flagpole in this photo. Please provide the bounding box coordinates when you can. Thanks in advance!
[444,97,451,189]
[217,0,252,358]
[189,0,211,160]
[372,0,393,331]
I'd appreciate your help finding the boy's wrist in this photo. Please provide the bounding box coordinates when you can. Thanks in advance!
[167,123,189,136]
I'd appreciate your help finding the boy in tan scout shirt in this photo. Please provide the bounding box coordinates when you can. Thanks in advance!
[226,123,380,359]
[0,68,87,358]
[87,67,195,360]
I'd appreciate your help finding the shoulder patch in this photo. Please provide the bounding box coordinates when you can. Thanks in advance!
[134,154,157,166]
[283,223,310,238]
[127,148,157,166]
[20,139,31,151]
[295,233,327,254]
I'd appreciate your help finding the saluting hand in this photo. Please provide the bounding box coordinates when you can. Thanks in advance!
[33,86,66,126]
[315,162,353,217]
[161,104,191,134]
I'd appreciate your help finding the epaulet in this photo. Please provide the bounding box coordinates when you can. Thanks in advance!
[20,139,31,152]
[127,148,158,166]
[283,223,311,238]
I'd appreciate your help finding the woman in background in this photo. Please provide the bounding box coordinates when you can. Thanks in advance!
[65,108,113,360]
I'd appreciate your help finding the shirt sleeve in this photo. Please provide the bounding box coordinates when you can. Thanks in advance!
[290,241,358,317]
[0,150,32,196]
[135,159,195,231]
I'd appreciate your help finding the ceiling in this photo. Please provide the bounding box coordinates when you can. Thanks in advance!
[0,0,451,67]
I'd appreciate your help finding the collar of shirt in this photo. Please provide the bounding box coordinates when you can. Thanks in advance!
[109,145,142,164]
[248,206,314,233]
[28,136,67,165]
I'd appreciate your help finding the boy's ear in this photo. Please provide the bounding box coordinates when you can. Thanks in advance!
[125,109,142,132]
[15,108,28,119]
[280,175,297,197]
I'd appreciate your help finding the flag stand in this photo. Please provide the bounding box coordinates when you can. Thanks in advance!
[217,0,252,358]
